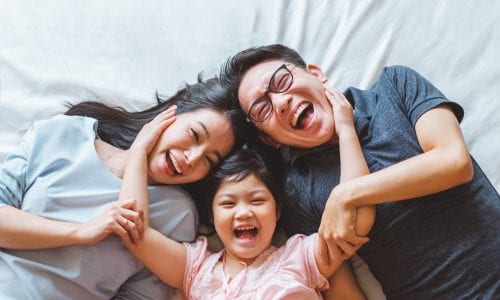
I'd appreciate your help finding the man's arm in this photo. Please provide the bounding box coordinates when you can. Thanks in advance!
[338,105,472,207]
[324,104,473,248]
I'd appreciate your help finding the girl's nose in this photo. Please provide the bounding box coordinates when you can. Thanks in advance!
[235,205,254,219]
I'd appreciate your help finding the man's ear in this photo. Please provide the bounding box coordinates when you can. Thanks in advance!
[258,132,281,149]
[307,64,328,83]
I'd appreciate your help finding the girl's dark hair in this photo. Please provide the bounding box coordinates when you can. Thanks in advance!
[189,142,287,235]
[65,77,249,150]
[220,44,306,101]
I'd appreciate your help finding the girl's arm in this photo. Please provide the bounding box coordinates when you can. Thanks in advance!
[315,88,373,299]
[118,106,187,289]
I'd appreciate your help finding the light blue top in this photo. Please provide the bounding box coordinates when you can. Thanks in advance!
[0,115,197,299]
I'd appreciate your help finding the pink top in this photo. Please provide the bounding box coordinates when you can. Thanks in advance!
[183,234,329,299]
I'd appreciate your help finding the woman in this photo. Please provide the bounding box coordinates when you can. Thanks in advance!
[0,78,247,299]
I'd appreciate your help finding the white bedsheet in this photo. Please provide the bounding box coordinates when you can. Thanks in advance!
[1,1,499,299]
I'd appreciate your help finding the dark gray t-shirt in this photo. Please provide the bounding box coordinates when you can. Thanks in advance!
[283,66,500,299]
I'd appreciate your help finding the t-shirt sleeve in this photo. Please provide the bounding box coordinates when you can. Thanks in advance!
[281,234,329,291]
[0,125,34,209]
[381,65,464,126]
[183,237,211,297]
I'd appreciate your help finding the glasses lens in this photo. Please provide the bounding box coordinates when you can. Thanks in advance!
[249,96,273,122]
[270,67,293,93]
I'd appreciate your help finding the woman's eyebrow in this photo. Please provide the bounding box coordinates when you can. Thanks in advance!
[196,121,209,138]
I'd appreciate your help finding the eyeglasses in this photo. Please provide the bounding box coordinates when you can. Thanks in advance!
[247,64,294,122]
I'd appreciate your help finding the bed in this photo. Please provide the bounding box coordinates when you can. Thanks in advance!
[1,1,499,299]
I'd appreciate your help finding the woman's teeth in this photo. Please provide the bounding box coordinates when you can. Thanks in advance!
[168,152,183,174]
[291,102,311,128]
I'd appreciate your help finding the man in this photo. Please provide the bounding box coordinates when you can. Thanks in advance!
[220,44,500,299]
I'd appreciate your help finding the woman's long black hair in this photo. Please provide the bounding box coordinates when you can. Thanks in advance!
[65,77,249,150]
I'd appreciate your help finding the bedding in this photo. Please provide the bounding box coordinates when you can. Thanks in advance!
[1,1,499,299]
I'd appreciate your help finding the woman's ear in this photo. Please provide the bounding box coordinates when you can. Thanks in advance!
[307,64,328,83]
[258,132,281,149]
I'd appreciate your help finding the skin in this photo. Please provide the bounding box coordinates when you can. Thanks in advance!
[238,60,335,148]
[211,174,279,277]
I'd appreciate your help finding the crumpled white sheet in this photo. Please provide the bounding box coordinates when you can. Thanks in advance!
[1,1,499,299]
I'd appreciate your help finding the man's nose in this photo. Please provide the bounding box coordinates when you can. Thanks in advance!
[270,93,292,115]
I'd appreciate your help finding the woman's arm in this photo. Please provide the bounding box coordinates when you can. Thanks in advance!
[118,106,187,290]
[0,197,143,250]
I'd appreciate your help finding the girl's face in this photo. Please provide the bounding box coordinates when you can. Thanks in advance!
[212,173,279,266]
[147,109,234,184]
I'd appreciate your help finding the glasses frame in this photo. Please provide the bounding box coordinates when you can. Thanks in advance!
[246,64,294,123]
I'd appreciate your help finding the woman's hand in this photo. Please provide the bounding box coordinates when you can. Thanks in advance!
[76,198,144,246]
[129,105,177,155]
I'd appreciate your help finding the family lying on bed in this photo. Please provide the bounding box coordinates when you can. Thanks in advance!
[1,44,498,299]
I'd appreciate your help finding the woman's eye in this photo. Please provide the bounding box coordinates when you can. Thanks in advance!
[221,202,235,207]
[205,156,214,168]
[190,128,199,143]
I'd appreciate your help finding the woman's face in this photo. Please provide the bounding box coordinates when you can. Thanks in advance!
[212,173,278,266]
[147,109,234,184]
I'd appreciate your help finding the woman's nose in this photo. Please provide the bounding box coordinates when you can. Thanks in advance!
[184,148,202,166]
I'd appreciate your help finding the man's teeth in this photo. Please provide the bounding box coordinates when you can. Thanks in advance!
[168,152,183,174]
[291,102,310,128]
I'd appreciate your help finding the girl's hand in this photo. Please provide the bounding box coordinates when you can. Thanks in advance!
[319,185,368,257]
[129,105,177,155]
[324,86,355,138]
[76,198,144,246]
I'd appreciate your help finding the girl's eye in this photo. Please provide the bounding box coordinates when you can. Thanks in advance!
[220,201,235,207]
[190,128,199,143]
[252,198,266,205]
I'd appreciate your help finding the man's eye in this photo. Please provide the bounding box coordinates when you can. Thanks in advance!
[255,99,272,118]
[190,128,199,143]
[275,73,291,90]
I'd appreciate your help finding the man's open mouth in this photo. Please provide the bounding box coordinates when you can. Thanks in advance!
[291,102,314,129]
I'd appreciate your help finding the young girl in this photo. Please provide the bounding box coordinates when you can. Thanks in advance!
[119,89,375,299]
